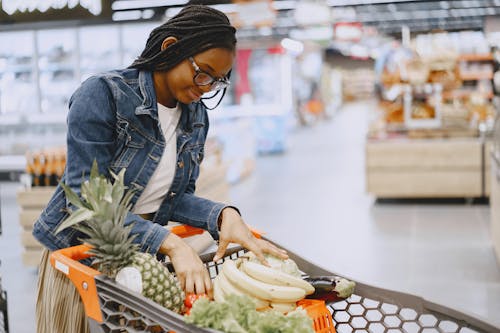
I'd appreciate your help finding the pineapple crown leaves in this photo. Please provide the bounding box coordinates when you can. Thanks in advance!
[55,160,135,235]
[77,219,139,275]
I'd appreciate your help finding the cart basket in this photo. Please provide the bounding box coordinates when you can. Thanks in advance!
[51,225,500,333]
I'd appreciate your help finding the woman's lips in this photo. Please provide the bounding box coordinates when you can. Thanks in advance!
[188,88,202,101]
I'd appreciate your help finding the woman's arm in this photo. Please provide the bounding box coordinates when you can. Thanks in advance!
[65,76,170,255]
[169,193,228,240]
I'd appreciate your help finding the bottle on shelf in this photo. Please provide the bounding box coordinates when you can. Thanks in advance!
[25,146,66,187]
[45,150,58,187]
[31,153,44,187]
[54,148,66,185]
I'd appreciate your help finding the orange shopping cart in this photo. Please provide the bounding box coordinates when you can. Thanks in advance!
[51,225,500,333]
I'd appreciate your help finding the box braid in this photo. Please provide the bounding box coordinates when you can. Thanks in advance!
[129,5,236,72]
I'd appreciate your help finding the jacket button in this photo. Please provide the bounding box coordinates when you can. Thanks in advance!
[169,192,176,198]
[177,161,184,168]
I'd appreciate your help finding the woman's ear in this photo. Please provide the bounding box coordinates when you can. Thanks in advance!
[161,37,178,51]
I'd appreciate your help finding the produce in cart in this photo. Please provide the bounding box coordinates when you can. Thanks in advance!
[208,250,355,314]
[215,257,309,312]
[56,161,185,313]
[186,294,315,333]
[305,276,356,303]
[185,250,349,332]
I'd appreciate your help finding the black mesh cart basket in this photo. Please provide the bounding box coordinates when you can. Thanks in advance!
[50,226,500,333]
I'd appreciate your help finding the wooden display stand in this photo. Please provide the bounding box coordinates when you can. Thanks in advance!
[484,141,493,197]
[490,153,500,265]
[17,164,230,267]
[17,187,55,266]
[366,137,489,198]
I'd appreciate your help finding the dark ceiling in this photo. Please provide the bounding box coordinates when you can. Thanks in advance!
[336,0,500,34]
[109,0,500,37]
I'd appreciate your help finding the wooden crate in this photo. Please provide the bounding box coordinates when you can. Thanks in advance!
[484,140,493,197]
[366,138,483,198]
[16,187,55,266]
[490,154,500,265]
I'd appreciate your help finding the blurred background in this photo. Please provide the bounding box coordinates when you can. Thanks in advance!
[0,0,500,332]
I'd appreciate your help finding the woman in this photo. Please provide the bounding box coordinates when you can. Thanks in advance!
[33,5,287,333]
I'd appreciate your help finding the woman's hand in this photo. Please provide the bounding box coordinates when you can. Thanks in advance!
[212,207,288,264]
[160,233,212,296]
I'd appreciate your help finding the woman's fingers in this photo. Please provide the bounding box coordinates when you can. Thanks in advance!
[213,239,230,262]
[261,240,288,259]
[184,274,194,294]
[244,239,289,266]
[194,273,206,295]
[203,269,213,297]
[242,238,270,265]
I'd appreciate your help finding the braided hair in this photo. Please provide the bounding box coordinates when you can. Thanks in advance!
[130,5,237,71]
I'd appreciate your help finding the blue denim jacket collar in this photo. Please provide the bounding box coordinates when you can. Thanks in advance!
[134,70,158,121]
[135,70,197,131]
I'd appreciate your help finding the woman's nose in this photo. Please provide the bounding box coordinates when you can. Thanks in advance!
[199,84,212,94]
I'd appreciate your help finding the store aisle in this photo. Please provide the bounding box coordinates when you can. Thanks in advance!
[0,100,499,333]
[0,181,38,333]
[230,100,500,326]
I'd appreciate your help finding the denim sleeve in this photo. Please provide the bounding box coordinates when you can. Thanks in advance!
[65,76,168,255]
[124,212,170,255]
[66,76,117,184]
[170,193,240,240]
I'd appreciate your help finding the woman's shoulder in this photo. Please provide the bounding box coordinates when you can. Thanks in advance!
[88,68,142,83]
[75,68,146,98]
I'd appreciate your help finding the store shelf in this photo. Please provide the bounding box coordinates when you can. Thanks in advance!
[39,64,75,72]
[459,72,494,81]
[491,152,500,266]
[0,154,26,172]
[485,140,493,196]
[442,90,494,100]
[2,64,34,73]
[366,137,485,198]
[458,53,494,62]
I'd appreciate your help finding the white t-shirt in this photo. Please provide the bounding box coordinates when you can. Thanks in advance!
[132,103,181,214]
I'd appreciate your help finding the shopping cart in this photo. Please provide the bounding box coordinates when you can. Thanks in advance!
[50,225,500,333]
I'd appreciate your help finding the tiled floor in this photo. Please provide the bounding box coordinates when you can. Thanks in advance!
[0,100,499,333]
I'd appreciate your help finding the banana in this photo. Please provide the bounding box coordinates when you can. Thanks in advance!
[212,274,225,303]
[222,259,305,302]
[218,269,269,310]
[240,260,315,295]
[269,301,297,314]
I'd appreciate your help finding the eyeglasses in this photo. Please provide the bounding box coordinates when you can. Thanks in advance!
[188,57,230,92]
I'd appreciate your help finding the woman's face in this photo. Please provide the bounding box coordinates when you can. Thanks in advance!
[154,47,234,107]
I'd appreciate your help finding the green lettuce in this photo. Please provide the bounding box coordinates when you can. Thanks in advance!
[185,294,314,333]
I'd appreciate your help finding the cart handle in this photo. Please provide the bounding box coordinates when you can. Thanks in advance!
[169,224,263,239]
[50,225,263,323]
[50,244,103,322]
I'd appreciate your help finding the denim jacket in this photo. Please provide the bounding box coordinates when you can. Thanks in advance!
[32,68,230,255]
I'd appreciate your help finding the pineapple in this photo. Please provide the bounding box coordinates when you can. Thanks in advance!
[56,161,185,313]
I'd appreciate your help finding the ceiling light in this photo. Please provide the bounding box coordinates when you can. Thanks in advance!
[280,38,304,54]
[272,1,297,10]
[165,7,182,18]
[112,10,142,21]
[112,0,187,11]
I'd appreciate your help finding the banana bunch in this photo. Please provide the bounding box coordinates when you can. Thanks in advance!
[213,256,315,314]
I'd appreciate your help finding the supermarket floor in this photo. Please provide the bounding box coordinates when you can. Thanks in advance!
[1,99,500,333]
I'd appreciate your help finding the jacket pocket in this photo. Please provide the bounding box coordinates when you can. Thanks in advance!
[112,119,146,168]
[189,145,204,166]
